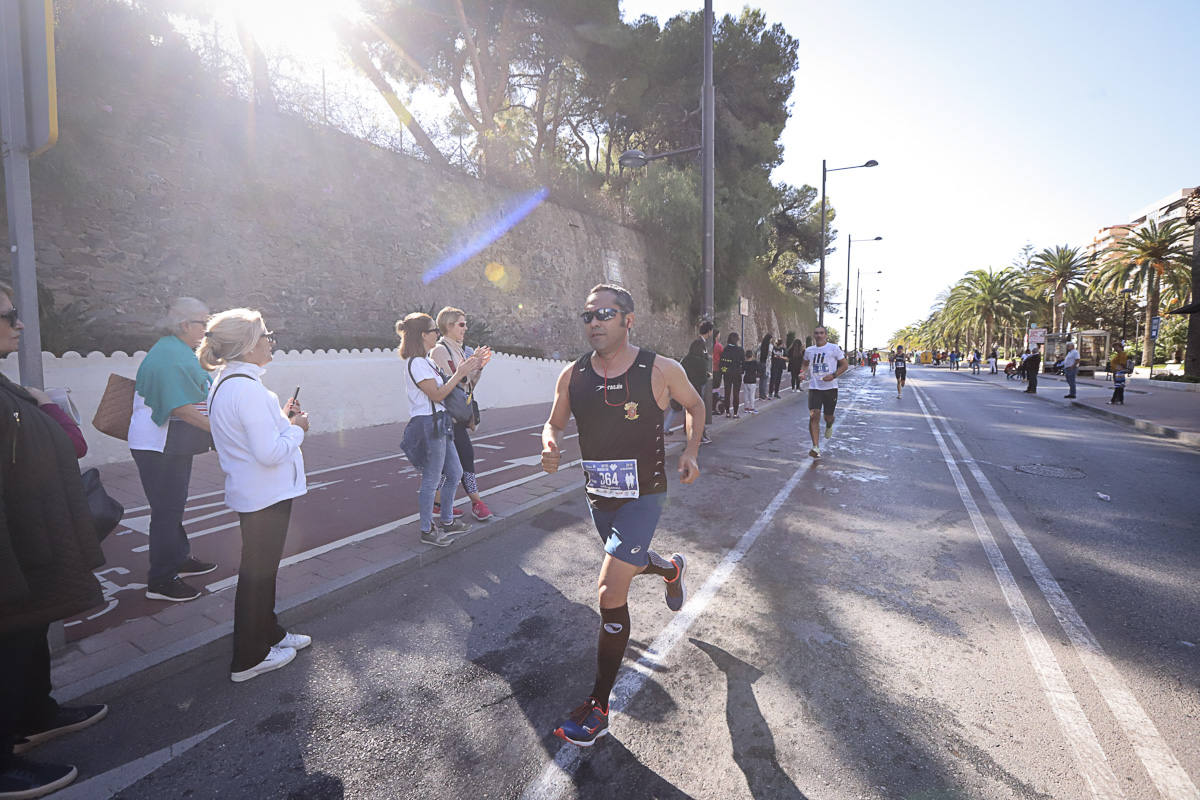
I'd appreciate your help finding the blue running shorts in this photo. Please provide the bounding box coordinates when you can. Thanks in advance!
[588,493,667,568]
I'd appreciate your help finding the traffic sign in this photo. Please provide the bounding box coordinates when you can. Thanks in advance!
[1149,316,1161,340]
[1027,327,1046,345]
[739,296,750,316]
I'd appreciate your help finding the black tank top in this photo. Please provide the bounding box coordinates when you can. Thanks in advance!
[568,348,667,510]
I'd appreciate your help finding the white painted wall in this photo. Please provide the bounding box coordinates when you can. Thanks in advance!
[1,348,568,468]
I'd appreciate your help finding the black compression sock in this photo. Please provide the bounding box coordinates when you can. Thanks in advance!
[590,604,630,711]
[643,550,678,580]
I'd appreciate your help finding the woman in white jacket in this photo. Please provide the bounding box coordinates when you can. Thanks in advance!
[199,309,311,683]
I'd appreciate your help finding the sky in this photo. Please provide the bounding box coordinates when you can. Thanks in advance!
[622,0,1200,346]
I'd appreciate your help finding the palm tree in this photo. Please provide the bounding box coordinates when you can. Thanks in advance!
[943,267,1029,354]
[1029,245,1090,333]
[1095,219,1192,367]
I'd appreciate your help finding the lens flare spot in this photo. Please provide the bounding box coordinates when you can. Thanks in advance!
[485,262,506,283]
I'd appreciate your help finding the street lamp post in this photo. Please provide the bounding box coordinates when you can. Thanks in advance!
[819,158,878,327]
[1120,287,1134,344]
[855,269,882,352]
[845,236,881,349]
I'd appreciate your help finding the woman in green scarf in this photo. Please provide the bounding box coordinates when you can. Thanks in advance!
[130,297,218,602]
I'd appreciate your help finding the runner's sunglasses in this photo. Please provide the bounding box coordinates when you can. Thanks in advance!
[579,307,621,324]
[0,308,18,326]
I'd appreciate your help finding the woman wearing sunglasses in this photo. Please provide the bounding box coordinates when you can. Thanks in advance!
[397,313,485,547]
[429,307,494,522]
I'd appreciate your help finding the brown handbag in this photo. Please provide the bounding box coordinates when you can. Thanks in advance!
[91,373,136,440]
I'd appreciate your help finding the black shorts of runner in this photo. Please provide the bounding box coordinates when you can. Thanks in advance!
[895,368,907,383]
[807,388,838,414]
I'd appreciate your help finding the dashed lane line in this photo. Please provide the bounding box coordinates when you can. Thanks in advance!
[519,379,869,800]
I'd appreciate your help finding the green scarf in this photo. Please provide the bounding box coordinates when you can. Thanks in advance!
[135,335,212,426]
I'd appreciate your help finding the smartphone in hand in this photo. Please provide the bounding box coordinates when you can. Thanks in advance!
[288,386,300,418]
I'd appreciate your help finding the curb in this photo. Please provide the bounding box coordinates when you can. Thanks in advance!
[56,390,804,703]
[954,371,1199,450]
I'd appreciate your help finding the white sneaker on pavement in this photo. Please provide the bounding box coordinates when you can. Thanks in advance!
[230,646,296,683]
[277,632,311,651]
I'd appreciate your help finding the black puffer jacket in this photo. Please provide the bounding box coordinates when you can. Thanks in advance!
[0,374,104,633]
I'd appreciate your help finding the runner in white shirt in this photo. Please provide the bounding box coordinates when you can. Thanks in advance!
[800,325,849,458]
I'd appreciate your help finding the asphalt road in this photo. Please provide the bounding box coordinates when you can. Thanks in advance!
[44,367,1200,800]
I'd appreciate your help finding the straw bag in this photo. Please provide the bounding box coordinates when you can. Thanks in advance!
[92,373,135,440]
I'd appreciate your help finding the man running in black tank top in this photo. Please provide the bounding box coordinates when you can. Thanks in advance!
[541,284,705,747]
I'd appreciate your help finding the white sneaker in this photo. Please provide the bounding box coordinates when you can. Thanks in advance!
[230,646,296,682]
[277,632,311,651]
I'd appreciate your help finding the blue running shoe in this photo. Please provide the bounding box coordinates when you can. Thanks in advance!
[664,553,687,612]
[554,699,609,746]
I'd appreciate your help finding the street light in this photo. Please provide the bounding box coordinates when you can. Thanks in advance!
[1120,287,1134,343]
[617,0,715,422]
[819,158,879,326]
[845,238,881,349]
[1057,301,1068,334]
[857,273,882,350]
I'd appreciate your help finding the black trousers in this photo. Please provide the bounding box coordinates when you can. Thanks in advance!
[722,372,742,414]
[131,449,195,584]
[231,499,291,672]
[0,625,57,767]
[790,364,802,390]
[769,363,784,396]
[1026,371,1038,393]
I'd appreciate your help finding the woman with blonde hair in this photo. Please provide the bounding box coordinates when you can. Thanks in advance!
[429,306,493,521]
[398,312,483,547]
[130,296,217,603]
[200,308,311,683]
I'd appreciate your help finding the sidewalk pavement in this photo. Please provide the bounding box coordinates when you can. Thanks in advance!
[51,390,806,703]
[944,366,1200,448]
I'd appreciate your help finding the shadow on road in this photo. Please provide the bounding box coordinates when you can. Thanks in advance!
[690,637,808,800]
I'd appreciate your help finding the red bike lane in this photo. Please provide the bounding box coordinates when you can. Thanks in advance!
[67,403,577,642]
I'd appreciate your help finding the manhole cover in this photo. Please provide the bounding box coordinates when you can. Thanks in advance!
[1015,464,1086,479]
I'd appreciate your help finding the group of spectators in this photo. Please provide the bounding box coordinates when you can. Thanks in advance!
[707,330,805,419]
[1,294,498,797]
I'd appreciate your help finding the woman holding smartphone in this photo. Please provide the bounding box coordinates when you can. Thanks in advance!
[397,312,485,547]
[200,308,310,683]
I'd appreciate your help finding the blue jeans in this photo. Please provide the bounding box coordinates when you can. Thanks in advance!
[416,414,463,532]
[1065,366,1078,396]
[132,449,195,584]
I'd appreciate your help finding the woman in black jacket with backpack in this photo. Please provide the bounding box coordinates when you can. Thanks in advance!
[718,333,745,417]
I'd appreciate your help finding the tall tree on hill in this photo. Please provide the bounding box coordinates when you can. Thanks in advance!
[354,0,625,177]
[1029,245,1090,333]
[1095,219,1192,367]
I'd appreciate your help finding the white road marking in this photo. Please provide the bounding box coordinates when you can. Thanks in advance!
[122,425,569,514]
[130,481,346,552]
[519,382,869,800]
[910,384,1125,799]
[205,460,584,592]
[918,385,1199,799]
[53,721,232,799]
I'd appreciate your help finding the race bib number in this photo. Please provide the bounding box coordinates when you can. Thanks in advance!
[582,459,640,499]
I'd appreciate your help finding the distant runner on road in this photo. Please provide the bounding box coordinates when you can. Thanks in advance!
[801,325,848,459]
[893,345,909,398]
[541,283,705,747]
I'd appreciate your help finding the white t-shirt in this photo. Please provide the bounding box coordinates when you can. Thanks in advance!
[805,343,845,391]
[127,393,208,453]
[1062,349,1081,369]
[406,356,444,417]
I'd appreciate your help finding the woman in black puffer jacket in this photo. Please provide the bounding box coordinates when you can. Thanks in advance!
[0,283,107,797]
